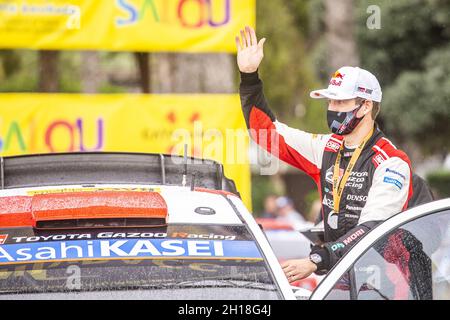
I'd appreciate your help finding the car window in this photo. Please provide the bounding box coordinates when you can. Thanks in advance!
[0,224,281,299]
[325,210,450,300]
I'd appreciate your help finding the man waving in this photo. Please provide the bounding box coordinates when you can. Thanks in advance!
[236,26,414,282]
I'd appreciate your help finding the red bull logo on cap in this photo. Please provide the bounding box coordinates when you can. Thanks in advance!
[330,71,345,86]
[333,71,345,80]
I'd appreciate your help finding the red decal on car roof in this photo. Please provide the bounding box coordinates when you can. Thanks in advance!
[0,191,168,228]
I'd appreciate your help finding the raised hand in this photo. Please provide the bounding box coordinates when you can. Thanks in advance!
[235,26,266,73]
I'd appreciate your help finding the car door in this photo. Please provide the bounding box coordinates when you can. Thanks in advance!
[311,200,450,300]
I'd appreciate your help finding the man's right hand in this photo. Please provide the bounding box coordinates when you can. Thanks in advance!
[235,26,266,73]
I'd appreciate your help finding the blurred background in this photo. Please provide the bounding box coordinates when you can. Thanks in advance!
[0,0,449,224]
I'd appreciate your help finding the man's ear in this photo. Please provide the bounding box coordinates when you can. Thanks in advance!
[363,100,373,115]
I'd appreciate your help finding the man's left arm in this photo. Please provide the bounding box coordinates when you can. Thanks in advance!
[311,157,412,274]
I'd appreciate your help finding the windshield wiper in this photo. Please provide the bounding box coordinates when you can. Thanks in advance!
[0,280,277,296]
[357,283,390,300]
[155,278,277,292]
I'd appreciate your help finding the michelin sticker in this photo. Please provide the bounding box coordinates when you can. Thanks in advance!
[0,239,262,264]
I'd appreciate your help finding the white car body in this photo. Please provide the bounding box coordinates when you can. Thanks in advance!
[292,198,450,300]
[0,183,297,300]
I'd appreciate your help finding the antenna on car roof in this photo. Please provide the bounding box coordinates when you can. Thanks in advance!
[159,154,166,185]
[190,172,196,191]
[182,144,188,187]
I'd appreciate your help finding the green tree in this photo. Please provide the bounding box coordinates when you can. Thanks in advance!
[356,0,450,86]
[256,0,328,133]
[0,50,37,92]
[383,45,450,155]
[355,0,450,156]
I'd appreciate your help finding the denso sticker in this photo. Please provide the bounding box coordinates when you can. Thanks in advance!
[0,239,261,264]
[346,194,368,202]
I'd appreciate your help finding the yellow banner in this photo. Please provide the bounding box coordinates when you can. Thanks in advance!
[0,93,252,209]
[0,0,255,52]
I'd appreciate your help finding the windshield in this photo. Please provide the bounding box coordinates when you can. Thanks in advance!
[0,224,281,300]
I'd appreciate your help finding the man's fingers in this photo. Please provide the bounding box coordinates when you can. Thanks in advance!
[282,265,295,274]
[235,36,242,51]
[245,26,254,46]
[249,26,257,46]
[240,29,247,48]
[244,26,252,47]
[288,272,299,284]
[296,272,308,281]
[258,38,266,49]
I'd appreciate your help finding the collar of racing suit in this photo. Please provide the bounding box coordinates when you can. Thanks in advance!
[335,123,382,157]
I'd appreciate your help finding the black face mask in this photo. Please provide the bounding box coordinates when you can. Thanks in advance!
[327,101,365,135]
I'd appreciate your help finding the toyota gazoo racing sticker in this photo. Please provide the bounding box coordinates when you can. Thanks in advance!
[6,232,237,244]
[0,238,262,265]
[0,224,246,245]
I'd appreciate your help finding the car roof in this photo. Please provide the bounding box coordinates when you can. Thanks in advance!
[0,183,297,300]
[0,184,244,226]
